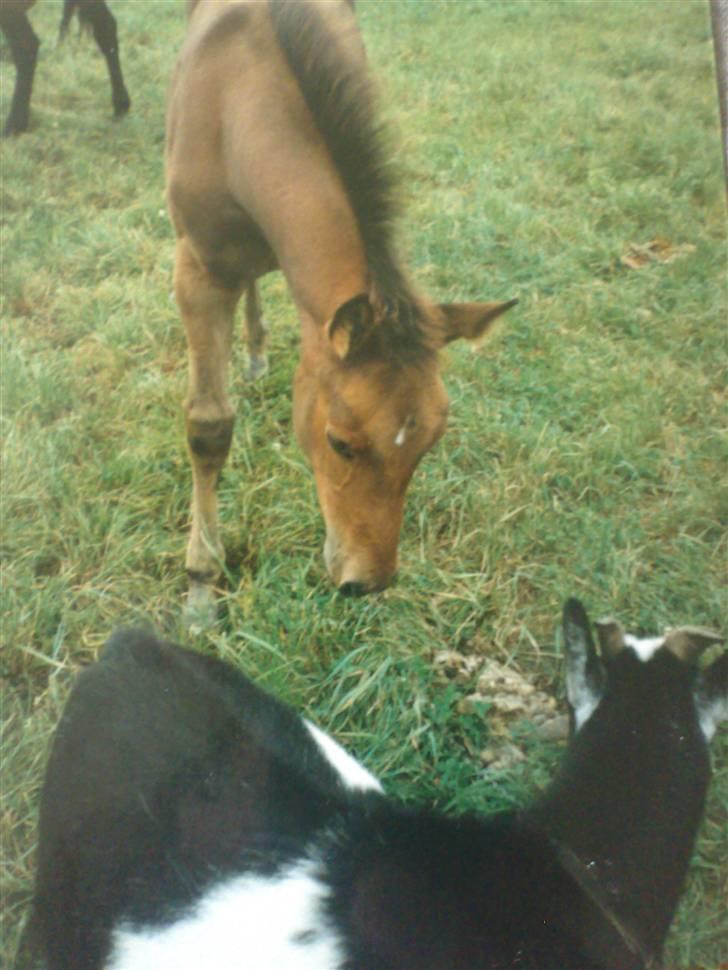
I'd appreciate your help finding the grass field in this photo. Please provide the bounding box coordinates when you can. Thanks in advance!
[1,0,726,966]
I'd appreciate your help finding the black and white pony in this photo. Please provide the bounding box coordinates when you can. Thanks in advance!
[0,0,129,137]
[33,600,726,969]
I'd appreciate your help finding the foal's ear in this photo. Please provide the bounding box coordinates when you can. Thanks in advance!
[435,299,517,345]
[562,598,606,733]
[326,294,375,360]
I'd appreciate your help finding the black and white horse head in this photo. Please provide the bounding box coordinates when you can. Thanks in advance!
[563,597,726,737]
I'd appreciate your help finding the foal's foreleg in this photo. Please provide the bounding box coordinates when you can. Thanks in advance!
[175,239,240,617]
[0,8,39,137]
[244,282,268,381]
[78,0,130,117]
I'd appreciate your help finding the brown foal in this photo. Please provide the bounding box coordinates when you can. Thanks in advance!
[166,0,515,611]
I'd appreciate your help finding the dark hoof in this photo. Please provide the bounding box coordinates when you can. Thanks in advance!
[246,354,269,382]
[113,94,131,118]
[184,582,218,630]
[3,115,29,137]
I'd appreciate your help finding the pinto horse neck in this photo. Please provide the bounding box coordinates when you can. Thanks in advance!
[166,0,514,610]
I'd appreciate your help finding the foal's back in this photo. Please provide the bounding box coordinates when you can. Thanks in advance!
[166,0,365,295]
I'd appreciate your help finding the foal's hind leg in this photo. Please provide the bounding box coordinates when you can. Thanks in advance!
[0,7,40,137]
[175,239,241,620]
[78,0,130,118]
[244,282,268,381]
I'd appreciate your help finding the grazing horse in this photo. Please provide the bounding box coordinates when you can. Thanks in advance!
[0,0,129,137]
[166,0,516,609]
[32,601,727,968]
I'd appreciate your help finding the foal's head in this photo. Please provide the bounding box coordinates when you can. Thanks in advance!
[293,293,515,594]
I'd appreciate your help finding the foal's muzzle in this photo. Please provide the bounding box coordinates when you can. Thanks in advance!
[338,581,370,598]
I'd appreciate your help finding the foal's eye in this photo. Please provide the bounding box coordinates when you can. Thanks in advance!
[326,431,355,461]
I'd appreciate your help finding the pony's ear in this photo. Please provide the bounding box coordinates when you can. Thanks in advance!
[326,294,375,360]
[595,618,625,659]
[664,627,724,665]
[694,652,728,742]
[435,299,517,345]
[563,598,606,733]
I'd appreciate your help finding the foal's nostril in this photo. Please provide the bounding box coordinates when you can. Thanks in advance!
[338,581,369,598]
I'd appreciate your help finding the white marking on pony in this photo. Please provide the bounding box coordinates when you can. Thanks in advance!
[572,634,669,730]
[107,861,343,970]
[305,720,383,792]
[571,684,602,732]
[623,633,666,663]
[696,694,728,742]
[394,415,416,448]
[566,642,602,733]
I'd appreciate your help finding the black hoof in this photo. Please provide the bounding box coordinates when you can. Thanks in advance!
[113,93,131,118]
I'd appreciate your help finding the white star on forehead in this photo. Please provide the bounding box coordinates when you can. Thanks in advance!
[395,415,415,447]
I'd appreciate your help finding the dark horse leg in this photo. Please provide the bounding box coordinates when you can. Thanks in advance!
[58,0,77,39]
[70,0,130,118]
[0,4,40,137]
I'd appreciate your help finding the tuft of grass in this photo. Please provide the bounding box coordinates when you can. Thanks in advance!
[1,1,726,967]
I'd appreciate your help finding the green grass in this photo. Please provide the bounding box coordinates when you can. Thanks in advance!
[1,0,726,966]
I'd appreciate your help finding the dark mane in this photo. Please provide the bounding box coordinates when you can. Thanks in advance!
[269,0,430,359]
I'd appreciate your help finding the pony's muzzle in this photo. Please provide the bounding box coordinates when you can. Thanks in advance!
[338,581,369,598]
[324,531,394,595]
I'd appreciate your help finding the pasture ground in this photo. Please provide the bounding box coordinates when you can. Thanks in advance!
[1,1,726,966]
